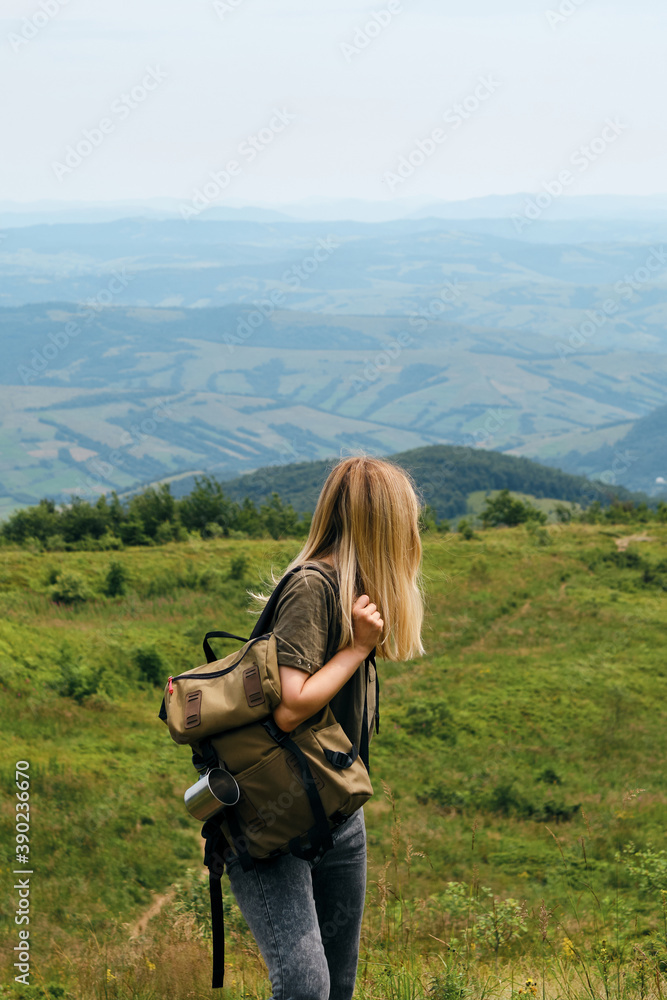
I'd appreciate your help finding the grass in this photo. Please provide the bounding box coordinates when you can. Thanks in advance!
[1,522,666,998]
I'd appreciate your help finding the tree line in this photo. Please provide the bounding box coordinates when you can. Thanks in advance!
[0,476,310,550]
[1,478,666,551]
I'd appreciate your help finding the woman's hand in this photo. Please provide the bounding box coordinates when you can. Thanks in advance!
[352,594,383,655]
[273,594,384,733]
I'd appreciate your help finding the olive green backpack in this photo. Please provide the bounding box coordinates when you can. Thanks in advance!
[157,562,379,989]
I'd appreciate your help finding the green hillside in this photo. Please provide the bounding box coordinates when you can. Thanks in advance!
[2,523,667,999]
[182,443,648,520]
[538,402,667,497]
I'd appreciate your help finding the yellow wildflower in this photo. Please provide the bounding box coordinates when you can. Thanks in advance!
[145,959,156,972]
[106,969,116,982]
[563,937,575,958]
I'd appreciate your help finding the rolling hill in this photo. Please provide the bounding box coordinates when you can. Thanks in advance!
[134,443,645,521]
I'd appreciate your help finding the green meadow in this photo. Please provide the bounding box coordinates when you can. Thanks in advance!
[1,522,666,1000]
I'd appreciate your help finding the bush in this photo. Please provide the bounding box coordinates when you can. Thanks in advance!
[619,841,667,896]
[88,531,123,551]
[202,521,226,539]
[104,561,128,598]
[525,522,552,546]
[228,554,248,580]
[554,502,574,523]
[155,520,178,544]
[56,646,99,702]
[49,572,92,605]
[418,783,472,813]
[481,489,547,528]
[457,518,475,540]
[400,698,457,743]
[134,646,166,687]
[198,568,226,592]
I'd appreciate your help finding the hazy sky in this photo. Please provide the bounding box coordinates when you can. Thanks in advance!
[2,0,665,206]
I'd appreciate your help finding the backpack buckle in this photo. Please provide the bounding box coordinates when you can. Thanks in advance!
[263,717,290,745]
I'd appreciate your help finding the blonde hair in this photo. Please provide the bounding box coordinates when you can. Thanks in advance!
[250,455,425,662]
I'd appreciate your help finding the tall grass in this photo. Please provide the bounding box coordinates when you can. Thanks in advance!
[1,524,666,998]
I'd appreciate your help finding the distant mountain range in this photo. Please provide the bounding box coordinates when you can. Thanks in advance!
[3,193,667,226]
[1,208,665,519]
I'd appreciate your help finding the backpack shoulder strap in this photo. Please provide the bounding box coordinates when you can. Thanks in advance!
[249,563,339,639]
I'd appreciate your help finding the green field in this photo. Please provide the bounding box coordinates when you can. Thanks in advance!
[1,524,667,999]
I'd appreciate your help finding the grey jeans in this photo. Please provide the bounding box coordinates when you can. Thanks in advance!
[225,807,367,1000]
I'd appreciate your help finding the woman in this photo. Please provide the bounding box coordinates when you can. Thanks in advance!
[225,454,425,1000]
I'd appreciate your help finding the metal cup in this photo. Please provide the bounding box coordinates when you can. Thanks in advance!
[184,767,241,821]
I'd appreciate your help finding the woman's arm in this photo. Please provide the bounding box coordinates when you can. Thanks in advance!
[273,594,383,732]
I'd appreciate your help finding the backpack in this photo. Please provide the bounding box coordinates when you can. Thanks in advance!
[158,562,380,989]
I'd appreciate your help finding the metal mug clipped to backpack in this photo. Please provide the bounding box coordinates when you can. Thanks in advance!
[184,767,241,821]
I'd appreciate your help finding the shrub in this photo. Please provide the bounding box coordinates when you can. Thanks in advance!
[198,568,226,592]
[56,646,99,702]
[619,841,667,895]
[554,502,574,523]
[88,531,122,551]
[417,783,472,813]
[155,520,177,544]
[202,521,226,539]
[228,554,248,580]
[49,572,92,605]
[104,561,128,598]
[134,646,166,687]
[457,518,475,540]
[400,698,457,743]
[481,489,547,528]
[525,522,552,546]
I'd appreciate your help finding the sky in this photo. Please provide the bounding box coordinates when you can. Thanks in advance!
[2,0,666,207]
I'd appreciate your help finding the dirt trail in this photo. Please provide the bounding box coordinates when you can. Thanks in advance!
[128,830,205,938]
[615,534,657,551]
[129,890,175,938]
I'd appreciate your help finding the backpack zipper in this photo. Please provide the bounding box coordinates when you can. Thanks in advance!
[170,633,271,686]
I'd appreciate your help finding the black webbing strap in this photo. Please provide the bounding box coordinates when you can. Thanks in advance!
[360,654,371,774]
[209,873,224,989]
[360,693,370,775]
[359,648,379,773]
[374,650,380,734]
[262,717,334,861]
[201,819,228,989]
[203,630,250,664]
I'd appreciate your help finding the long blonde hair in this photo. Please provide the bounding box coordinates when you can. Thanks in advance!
[250,455,425,662]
